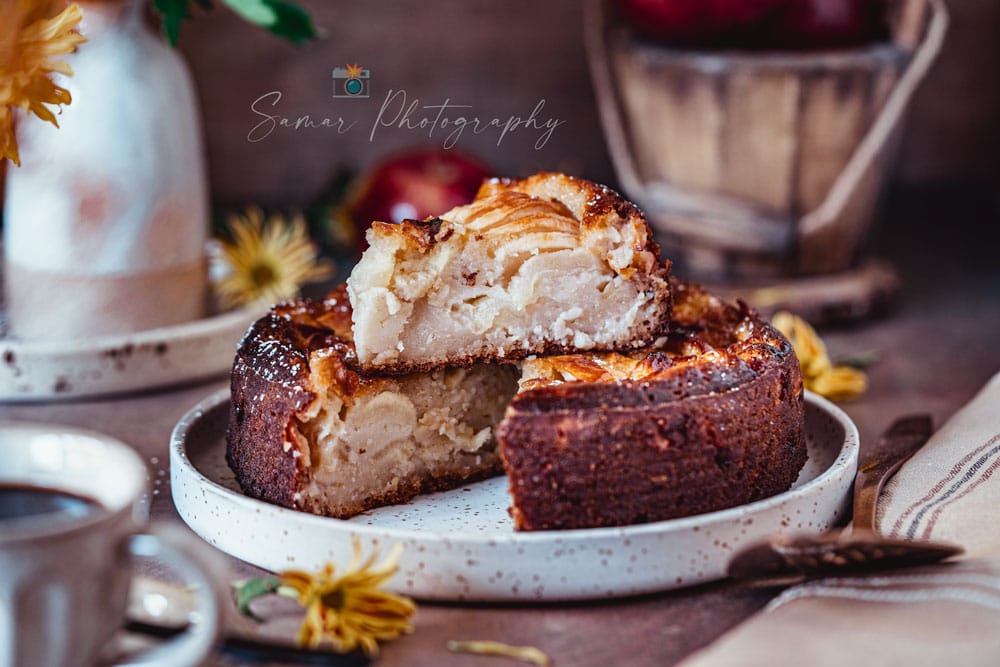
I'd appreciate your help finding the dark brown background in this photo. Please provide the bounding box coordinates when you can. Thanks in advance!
[3,1,998,218]
[172,0,1000,208]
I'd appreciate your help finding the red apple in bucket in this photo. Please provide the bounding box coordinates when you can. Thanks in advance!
[767,0,888,49]
[615,0,887,49]
[615,0,785,47]
[349,149,492,249]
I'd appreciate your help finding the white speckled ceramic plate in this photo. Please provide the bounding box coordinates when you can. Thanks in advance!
[171,389,858,601]
[0,306,265,402]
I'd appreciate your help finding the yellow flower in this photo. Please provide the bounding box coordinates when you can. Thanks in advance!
[772,311,869,402]
[279,539,416,656]
[216,207,334,308]
[1,0,86,166]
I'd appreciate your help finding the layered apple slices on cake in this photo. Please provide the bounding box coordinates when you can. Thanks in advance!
[347,172,672,374]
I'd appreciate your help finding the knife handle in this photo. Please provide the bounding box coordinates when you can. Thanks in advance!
[852,414,933,532]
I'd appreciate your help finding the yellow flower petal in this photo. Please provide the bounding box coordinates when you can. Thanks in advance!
[277,538,415,657]
[772,310,830,375]
[808,366,869,402]
[0,107,19,165]
[772,310,869,402]
[1,1,86,165]
[447,640,552,666]
[215,206,334,308]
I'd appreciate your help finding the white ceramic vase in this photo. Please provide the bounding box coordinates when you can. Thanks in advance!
[3,0,209,340]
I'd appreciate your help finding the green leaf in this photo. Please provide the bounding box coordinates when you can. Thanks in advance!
[221,0,319,44]
[153,0,193,46]
[222,0,276,25]
[231,576,280,621]
[836,349,881,369]
[265,1,319,44]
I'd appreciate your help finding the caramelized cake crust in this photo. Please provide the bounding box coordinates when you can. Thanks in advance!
[497,281,808,531]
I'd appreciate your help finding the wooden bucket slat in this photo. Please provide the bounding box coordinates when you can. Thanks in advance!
[585,0,948,278]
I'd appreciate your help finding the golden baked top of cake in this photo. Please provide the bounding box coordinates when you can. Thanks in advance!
[513,280,798,408]
[374,172,662,279]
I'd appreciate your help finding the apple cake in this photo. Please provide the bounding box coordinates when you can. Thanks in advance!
[497,280,807,530]
[226,286,519,518]
[346,172,672,374]
[227,280,806,530]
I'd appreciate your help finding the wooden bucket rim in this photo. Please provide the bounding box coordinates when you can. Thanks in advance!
[611,34,912,73]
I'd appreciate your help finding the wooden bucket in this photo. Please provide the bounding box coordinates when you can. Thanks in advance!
[586,0,948,283]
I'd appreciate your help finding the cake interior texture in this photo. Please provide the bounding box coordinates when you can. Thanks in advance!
[295,363,518,517]
[347,173,671,373]
[226,291,519,520]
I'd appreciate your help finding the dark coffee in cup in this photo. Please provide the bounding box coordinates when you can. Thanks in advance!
[0,484,103,521]
[1,422,226,667]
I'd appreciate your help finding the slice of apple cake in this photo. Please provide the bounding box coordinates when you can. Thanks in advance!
[226,287,519,519]
[347,172,672,374]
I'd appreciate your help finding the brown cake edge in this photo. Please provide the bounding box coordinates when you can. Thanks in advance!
[497,346,807,531]
[226,352,314,511]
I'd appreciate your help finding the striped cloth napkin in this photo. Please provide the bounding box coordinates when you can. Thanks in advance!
[679,371,1000,667]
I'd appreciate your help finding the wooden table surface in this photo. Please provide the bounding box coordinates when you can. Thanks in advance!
[2,190,997,666]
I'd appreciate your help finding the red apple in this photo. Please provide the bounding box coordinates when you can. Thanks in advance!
[768,0,888,49]
[614,0,887,50]
[614,0,786,47]
[349,149,492,250]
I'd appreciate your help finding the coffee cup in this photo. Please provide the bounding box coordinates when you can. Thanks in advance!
[0,421,228,667]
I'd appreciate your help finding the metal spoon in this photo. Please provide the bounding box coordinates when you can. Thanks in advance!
[727,414,963,583]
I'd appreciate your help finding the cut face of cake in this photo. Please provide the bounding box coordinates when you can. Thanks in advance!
[497,280,808,531]
[226,287,519,519]
[347,172,672,374]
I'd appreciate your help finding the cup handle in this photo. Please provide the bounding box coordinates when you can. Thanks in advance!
[116,524,228,667]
